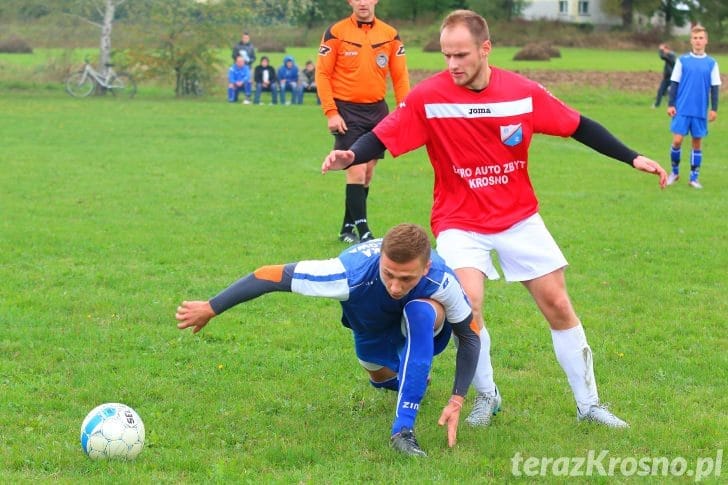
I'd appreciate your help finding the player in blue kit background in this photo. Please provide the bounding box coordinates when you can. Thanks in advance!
[666,25,721,189]
[175,223,480,457]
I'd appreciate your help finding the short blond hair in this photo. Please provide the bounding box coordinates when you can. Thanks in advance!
[691,25,707,36]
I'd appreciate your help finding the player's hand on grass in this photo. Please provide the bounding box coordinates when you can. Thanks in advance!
[321,150,355,174]
[632,155,668,189]
[176,300,216,334]
[438,395,464,448]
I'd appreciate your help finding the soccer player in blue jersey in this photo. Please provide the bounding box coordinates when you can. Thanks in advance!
[667,25,721,189]
[175,223,480,457]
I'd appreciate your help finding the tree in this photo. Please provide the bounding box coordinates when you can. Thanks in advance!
[126,0,231,96]
[287,0,323,30]
[377,0,444,22]
[690,0,728,41]
[97,0,127,71]
[467,0,528,22]
[655,0,692,36]
[603,0,657,29]
[599,0,638,28]
[64,0,129,77]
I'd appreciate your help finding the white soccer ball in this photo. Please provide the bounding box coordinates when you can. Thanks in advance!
[80,403,145,460]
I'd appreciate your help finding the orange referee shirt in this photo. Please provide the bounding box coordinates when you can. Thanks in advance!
[315,14,410,117]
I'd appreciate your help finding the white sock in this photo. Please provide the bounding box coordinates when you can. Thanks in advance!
[551,324,599,413]
[470,325,496,395]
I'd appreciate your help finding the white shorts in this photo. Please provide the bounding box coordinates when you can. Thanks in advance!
[435,213,568,282]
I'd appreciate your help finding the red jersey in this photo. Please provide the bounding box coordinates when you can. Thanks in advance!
[374,67,580,236]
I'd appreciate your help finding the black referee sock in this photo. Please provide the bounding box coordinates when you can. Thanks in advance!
[340,185,355,236]
[345,184,371,239]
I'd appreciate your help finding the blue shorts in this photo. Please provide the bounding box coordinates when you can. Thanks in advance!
[671,115,708,138]
[353,321,453,372]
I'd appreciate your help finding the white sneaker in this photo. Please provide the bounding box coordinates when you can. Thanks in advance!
[666,173,679,186]
[243,99,251,105]
[465,386,501,426]
[577,404,629,428]
[688,180,703,189]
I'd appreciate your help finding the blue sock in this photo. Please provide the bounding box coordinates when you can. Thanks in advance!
[690,150,702,182]
[370,376,399,391]
[670,146,681,174]
[391,300,435,435]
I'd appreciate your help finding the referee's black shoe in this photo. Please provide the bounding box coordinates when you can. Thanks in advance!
[338,232,358,244]
[359,231,375,243]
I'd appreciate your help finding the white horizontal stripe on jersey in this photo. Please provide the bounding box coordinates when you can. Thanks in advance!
[291,258,350,300]
[425,97,533,119]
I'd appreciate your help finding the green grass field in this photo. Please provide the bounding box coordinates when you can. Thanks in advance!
[1,76,726,483]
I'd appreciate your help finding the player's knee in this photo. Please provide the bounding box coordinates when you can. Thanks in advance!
[369,376,399,391]
[403,300,437,334]
[548,293,575,320]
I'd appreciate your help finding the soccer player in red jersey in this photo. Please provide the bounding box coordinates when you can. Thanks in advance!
[322,10,667,429]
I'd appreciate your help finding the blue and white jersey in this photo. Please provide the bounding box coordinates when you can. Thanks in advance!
[671,53,721,118]
[290,239,471,337]
[228,63,251,84]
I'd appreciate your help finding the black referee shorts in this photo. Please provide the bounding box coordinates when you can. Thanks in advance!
[333,99,389,159]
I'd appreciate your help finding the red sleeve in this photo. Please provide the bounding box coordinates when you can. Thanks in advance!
[531,82,580,137]
[373,90,427,157]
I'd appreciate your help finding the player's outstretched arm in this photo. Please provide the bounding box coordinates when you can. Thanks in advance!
[632,155,668,189]
[321,149,355,173]
[322,132,388,174]
[176,263,298,334]
[571,116,668,189]
[176,301,216,334]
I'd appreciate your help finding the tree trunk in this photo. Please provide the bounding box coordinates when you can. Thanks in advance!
[99,0,115,78]
[621,0,633,28]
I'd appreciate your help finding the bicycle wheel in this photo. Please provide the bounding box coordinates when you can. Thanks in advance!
[65,71,95,97]
[108,73,137,98]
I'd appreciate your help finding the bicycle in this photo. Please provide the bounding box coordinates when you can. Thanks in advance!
[65,58,137,98]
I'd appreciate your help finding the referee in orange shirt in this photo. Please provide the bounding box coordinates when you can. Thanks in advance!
[316,0,410,244]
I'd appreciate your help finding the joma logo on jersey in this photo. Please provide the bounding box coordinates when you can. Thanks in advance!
[468,107,492,115]
[396,45,406,56]
[318,45,331,56]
